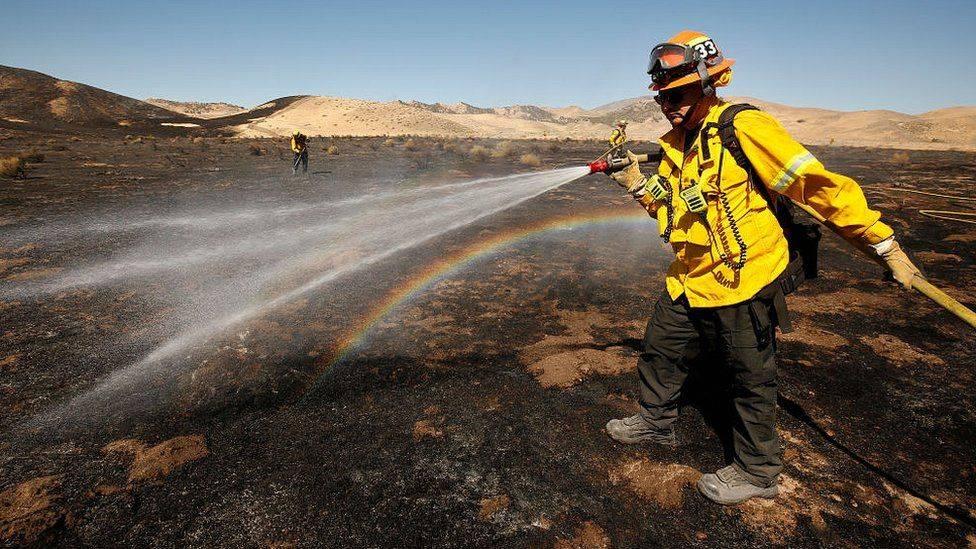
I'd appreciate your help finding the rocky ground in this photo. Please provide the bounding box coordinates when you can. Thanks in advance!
[1,132,974,547]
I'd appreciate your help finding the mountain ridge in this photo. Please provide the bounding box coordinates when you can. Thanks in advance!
[1,65,973,150]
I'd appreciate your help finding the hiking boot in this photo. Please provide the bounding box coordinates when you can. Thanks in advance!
[605,414,676,445]
[697,465,778,505]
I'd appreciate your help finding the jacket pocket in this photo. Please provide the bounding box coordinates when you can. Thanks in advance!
[685,219,711,247]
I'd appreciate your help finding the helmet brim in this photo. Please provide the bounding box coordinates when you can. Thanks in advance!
[650,59,734,91]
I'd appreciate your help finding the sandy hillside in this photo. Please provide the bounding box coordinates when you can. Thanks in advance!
[230,96,616,140]
[729,97,976,150]
[2,64,973,150]
[0,65,179,130]
[145,98,246,119]
[228,93,975,150]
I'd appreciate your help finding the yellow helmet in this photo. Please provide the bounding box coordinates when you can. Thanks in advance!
[616,119,627,127]
[647,30,735,95]
[293,130,301,137]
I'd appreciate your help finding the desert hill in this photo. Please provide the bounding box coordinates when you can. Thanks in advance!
[1,64,973,150]
[0,65,183,131]
[145,98,246,119]
[229,94,975,150]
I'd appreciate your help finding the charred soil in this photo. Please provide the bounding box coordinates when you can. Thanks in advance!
[1,131,974,547]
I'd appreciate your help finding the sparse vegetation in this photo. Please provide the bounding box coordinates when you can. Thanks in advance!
[383,138,397,147]
[248,143,264,156]
[326,145,339,155]
[491,140,518,158]
[547,141,561,153]
[403,138,419,151]
[891,151,910,164]
[0,156,27,178]
[519,153,542,167]
[469,145,490,161]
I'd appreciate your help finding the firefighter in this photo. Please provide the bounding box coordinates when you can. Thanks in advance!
[291,130,308,175]
[603,30,922,504]
[608,119,628,158]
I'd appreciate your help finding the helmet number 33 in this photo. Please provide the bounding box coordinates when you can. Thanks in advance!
[694,40,718,59]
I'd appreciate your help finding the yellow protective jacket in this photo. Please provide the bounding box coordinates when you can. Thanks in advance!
[637,101,894,308]
[609,128,627,149]
[291,134,307,153]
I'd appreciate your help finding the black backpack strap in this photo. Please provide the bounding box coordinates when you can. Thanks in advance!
[715,103,783,217]
[716,103,759,171]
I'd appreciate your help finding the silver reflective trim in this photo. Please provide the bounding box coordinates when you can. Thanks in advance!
[771,152,816,192]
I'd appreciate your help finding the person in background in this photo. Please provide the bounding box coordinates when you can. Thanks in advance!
[291,130,309,175]
[608,119,628,158]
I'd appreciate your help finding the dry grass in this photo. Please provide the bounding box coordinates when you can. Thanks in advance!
[325,145,339,155]
[520,153,542,167]
[891,151,910,164]
[403,138,419,151]
[547,142,561,153]
[383,138,398,147]
[248,143,264,156]
[491,140,518,158]
[469,145,490,161]
[0,156,27,178]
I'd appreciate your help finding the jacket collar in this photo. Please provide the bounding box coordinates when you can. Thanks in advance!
[658,100,728,165]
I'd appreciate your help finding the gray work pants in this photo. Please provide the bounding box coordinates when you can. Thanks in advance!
[293,150,308,174]
[638,290,782,487]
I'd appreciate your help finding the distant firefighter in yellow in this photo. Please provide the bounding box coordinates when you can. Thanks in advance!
[291,130,309,175]
[608,119,627,158]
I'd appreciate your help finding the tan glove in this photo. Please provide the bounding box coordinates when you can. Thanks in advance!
[609,151,646,195]
[876,239,922,289]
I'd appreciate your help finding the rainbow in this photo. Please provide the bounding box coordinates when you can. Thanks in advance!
[329,209,654,365]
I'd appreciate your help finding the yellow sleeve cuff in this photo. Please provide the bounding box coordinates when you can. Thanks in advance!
[860,220,895,245]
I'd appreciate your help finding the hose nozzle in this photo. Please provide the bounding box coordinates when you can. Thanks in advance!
[587,153,656,175]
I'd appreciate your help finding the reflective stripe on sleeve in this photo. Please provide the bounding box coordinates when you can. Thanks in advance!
[771,151,816,192]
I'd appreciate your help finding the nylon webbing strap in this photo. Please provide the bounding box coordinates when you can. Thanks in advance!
[717,104,759,173]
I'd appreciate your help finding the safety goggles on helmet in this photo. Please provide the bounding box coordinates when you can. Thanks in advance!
[647,40,724,88]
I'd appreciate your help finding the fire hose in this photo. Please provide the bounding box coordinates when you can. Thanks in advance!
[588,154,976,330]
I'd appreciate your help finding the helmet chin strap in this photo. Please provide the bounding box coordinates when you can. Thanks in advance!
[677,59,715,130]
[696,58,716,97]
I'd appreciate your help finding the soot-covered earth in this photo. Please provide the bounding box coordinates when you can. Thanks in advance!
[1,133,974,547]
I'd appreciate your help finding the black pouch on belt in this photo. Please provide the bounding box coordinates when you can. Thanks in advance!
[754,279,793,335]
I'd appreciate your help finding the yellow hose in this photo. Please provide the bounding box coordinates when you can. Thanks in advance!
[863,186,976,225]
[911,278,976,330]
[916,210,976,225]
[590,141,627,164]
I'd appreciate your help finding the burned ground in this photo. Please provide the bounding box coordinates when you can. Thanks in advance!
[1,131,974,547]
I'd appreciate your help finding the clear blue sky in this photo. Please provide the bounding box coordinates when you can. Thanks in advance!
[3,0,974,113]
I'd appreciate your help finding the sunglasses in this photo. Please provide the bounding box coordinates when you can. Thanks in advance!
[653,88,692,106]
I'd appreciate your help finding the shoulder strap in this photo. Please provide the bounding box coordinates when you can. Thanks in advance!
[716,103,759,170]
[717,104,769,200]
